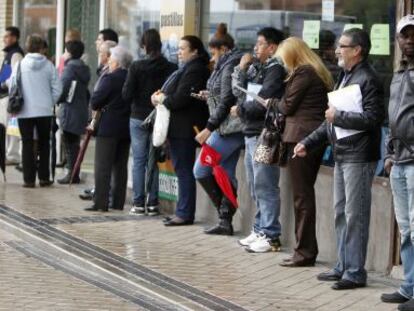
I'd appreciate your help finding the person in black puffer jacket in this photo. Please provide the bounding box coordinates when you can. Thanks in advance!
[122,29,177,216]
[151,35,210,226]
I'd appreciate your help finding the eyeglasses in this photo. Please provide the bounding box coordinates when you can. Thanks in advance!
[336,44,357,49]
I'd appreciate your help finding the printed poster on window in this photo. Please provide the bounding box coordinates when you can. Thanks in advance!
[322,0,335,22]
[302,20,320,49]
[370,24,390,55]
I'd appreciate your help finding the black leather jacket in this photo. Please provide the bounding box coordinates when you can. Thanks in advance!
[302,61,385,163]
[386,61,414,164]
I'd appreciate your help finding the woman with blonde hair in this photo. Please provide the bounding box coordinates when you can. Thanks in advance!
[267,37,334,267]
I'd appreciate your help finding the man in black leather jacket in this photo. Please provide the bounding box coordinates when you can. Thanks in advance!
[381,16,414,311]
[294,28,384,290]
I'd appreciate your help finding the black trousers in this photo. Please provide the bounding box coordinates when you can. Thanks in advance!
[94,136,130,210]
[62,131,80,174]
[18,116,52,184]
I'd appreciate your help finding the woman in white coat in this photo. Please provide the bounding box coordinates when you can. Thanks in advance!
[11,35,62,187]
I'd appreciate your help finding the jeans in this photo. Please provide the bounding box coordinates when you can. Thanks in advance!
[193,131,244,186]
[18,116,52,183]
[333,161,377,284]
[244,136,281,239]
[390,164,414,299]
[169,137,197,221]
[130,118,158,206]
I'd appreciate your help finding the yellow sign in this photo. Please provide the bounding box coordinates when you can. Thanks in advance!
[160,0,197,64]
[302,20,320,49]
[370,24,390,55]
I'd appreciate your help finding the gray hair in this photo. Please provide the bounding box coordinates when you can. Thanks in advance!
[109,46,133,69]
[99,40,117,55]
[342,28,371,60]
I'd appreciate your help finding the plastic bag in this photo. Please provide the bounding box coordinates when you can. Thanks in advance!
[152,104,170,147]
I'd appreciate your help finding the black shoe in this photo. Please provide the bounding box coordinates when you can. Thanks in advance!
[204,220,233,235]
[15,164,23,172]
[317,270,342,282]
[109,205,123,210]
[399,299,414,311]
[164,217,193,226]
[279,259,315,267]
[381,292,409,304]
[39,180,53,187]
[23,182,35,188]
[147,205,160,216]
[84,188,94,195]
[84,205,108,212]
[331,279,366,290]
[79,192,94,200]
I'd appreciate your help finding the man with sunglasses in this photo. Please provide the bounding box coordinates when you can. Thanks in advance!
[381,15,414,311]
[294,28,384,290]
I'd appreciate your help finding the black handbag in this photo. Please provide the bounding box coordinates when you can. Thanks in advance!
[254,101,285,165]
[7,62,24,114]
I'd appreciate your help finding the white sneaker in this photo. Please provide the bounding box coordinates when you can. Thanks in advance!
[129,205,145,215]
[238,231,259,247]
[245,234,281,253]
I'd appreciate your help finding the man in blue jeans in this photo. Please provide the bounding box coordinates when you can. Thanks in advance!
[381,15,414,311]
[231,27,285,253]
[294,28,384,290]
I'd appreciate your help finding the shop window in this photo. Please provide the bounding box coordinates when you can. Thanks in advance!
[106,0,161,59]
[19,0,57,59]
[202,0,395,175]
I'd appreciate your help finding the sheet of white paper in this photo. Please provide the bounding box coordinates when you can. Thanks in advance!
[247,82,262,102]
[328,84,364,140]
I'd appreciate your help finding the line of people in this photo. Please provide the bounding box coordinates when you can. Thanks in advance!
[1,15,413,309]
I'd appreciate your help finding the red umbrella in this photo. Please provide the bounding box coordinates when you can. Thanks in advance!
[196,129,238,208]
[70,127,93,185]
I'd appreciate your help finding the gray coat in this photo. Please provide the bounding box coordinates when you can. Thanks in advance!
[58,59,91,135]
[386,62,414,164]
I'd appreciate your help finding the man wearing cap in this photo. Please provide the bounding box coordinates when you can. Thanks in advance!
[294,28,384,290]
[380,15,414,311]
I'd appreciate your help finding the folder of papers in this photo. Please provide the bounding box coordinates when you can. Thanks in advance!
[327,84,364,140]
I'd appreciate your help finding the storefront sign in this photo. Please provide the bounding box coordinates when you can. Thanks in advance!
[160,0,197,64]
[370,24,390,55]
[158,160,178,202]
[302,20,320,49]
[322,0,335,22]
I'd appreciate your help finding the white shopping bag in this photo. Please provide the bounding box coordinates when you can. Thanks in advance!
[152,104,170,147]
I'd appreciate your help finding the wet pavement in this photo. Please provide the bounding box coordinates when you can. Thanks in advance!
[0,167,401,310]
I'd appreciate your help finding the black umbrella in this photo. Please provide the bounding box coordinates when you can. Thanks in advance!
[144,137,166,214]
[50,116,59,181]
[0,123,6,181]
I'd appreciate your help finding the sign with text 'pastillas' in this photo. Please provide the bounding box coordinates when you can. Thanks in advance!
[160,0,197,64]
